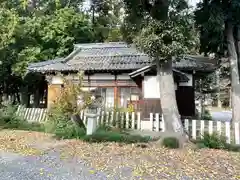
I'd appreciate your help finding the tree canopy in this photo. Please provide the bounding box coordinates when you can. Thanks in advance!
[0,0,116,103]
[122,0,198,136]
[195,0,240,123]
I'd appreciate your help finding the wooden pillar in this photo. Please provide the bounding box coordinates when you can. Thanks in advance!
[47,84,62,109]
[46,75,63,109]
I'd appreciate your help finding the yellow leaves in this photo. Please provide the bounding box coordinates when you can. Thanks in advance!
[0,129,239,179]
[89,170,95,174]
[39,168,45,175]
[0,130,52,155]
[235,175,240,179]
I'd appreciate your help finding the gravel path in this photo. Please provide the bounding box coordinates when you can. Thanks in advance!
[0,150,107,180]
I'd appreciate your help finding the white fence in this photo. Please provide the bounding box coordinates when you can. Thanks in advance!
[184,119,240,144]
[15,107,240,145]
[81,111,165,131]
[16,106,48,122]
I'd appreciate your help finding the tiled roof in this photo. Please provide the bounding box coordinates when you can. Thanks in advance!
[27,42,217,73]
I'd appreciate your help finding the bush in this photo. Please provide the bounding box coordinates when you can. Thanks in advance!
[193,132,240,152]
[54,121,86,139]
[200,132,227,149]
[201,109,212,120]
[45,72,91,139]
[0,105,26,128]
[45,110,86,139]
[162,137,180,149]
[83,128,150,143]
[0,105,45,131]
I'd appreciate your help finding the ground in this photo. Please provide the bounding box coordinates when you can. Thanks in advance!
[0,130,239,180]
[0,151,106,180]
[211,111,232,122]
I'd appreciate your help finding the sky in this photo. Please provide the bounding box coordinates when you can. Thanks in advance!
[189,0,200,7]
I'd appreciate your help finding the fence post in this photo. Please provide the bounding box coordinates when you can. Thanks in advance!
[161,114,165,132]
[106,111,109,125]
[200,120,205,139]
[208,120,213,135]
[150,113,154,131]
[217,121,222,135]
[100,111,104,125]
[110,111,114,125]
[192,120,197,140]
[131,112,135,129]
[235,123,240,145]
[155,113,160,132]
[24,108,29,120]
[225,122,231,144]
[137,112,141,130]
[126,112,129,129]
[121,112,124,129]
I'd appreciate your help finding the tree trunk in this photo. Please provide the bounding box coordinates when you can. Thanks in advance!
[226,22,240,123]
[71,114,86,131]
[156,60,185,136]
[216,70,222,108]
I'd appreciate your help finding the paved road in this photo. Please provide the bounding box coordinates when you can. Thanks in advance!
[0,150,107,180]
[211,111,232,122]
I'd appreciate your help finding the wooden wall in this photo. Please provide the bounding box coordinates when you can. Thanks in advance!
[47,84,62,108]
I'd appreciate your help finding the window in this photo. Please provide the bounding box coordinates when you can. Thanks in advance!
[119,87,141,108]
[93,87,114,109]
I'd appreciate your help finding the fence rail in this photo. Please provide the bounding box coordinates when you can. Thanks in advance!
[15,106,240,145]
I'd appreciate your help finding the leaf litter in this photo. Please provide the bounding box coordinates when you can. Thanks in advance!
[0,129,239,179]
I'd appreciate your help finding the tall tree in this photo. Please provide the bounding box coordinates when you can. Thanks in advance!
[195,0,240,123]
[12,8,95,76]
[90,0,123,42]
[123,0,196,137]
[0,3,95,103]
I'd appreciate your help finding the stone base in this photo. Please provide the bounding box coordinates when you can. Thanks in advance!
[85,113,99,135]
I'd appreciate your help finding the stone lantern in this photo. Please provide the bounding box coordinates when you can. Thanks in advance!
[85,93,103,135]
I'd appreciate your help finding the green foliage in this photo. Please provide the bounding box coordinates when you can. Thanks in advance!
[0,105,24,128]
[195,0,234,56]
[53,120,86,139]
[48,72,90,118]
[0,4,97,100]
[83,127,150,143]
[200,132,227,149]
[106,28,123,42]
[91,0,123,42]
[122,0,197,51]
[134,20,191,60]
[201,109,212,120]
[0,8,19,50]
[0,105,44,131]
[162,137,180,149]
[46,72,93,138]
[195,132,240,152]
[45,110,86,139]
